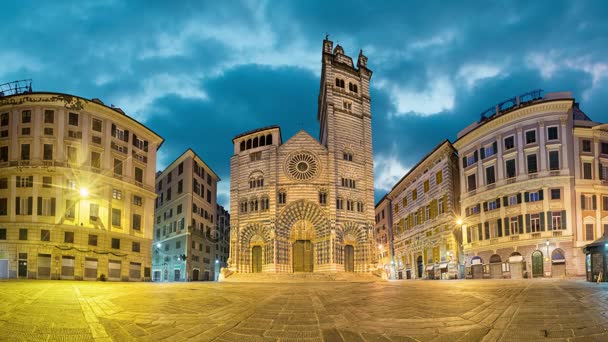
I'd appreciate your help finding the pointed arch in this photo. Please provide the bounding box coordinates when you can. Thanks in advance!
[336,221,367,244]
[275,199,329,240]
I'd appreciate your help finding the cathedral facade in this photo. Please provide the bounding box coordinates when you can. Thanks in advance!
[227,38,375,273]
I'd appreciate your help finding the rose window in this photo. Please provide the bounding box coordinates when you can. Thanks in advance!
[286,152,319,181]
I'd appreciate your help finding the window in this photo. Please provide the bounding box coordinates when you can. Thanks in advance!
[207,189,211,203]
[0,146,7,162]
[582,139,591,152]
[488,200,497,211]
[112,189,122,200]
[547,126,558,141]
[92,118,102,132]
[21,144,30,160]
[41,144,53,161]
[178,162,183,175]
[278,191,286,204]
[111,238,121,249]
[412,190,417,200]
[527,154,537,174]
[467,173,476,192]
[0,113,8,126]
[65,200,75,219]
[482,142,497,158]
[40,229,50,241]
[549,151,560,171]
[135,167,143,183]
[585,224,594,241]
[114,159,123,176]
[250,152,261,161]
[68,112,79,126]
[424,180,430,193]
[553,212,564,230]
[551,189,561,200]
[0,198,6,215]
[89,203,99,221]
[133,195,143,206]
[38,197,55,216]
[485,166,496,185]
[21,127,31,136]
[504,136,515,150]
[91,151,101,169]
[319,192,327,205]
[529,191,540,202]
[17,176,33,188]
[64,231,74,243]
[530,213,541,232]
[336,198,343,210]
[132,242,140,252]
[16,197,32,215]
[505,159,516,178]
[132,214,141,230]
[0,178,6,189]
[166,188,171,201]
[525,130,536,144]
[22,110,32,123]
[66,146,77,164]
[510,217,519,235]
[88,234,97,246]
[111,208,121,226]
[177,204,182,214]
[438,199,444,214]
[583,162,592,179]
[42,176,52,188]
[343,152,353,161]
[19,228,28,240]
[436,171,443,185]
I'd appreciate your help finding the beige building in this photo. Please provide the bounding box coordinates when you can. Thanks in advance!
[0,92,163,280]
[227,38,375,274]
[387,140,461,280]
[374,195,393,277]
[454,91,591,279]
[152,149,220,281]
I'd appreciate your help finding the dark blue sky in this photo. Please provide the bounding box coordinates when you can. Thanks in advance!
[2,1,607,208]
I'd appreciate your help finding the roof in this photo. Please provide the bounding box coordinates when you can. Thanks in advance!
[583,236,608,253]
[387,139,454,197]
[157,148,221,182]
[232,125,281,142]
[0,91,165,149]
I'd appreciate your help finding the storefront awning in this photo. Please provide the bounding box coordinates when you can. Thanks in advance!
[425,265,434,271]
[552,259,566,264]
[439,263,448,269]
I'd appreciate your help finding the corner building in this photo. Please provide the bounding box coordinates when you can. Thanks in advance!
[0,93,163,280]
[153,149,220,281]
[388,141,461,280]
[454,91,592,278]
[228,38,375,274]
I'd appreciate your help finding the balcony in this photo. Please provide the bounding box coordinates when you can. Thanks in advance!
[111,141,128,154]
[91,135,102,145]
[132,150,148,164]
[66,130,82,140]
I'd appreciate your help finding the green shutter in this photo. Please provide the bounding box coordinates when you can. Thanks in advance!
[547,211,553,230]
[540,212,545,231]
[497,219,503,237]
[504,217,510,236]
[518,215,523,234]
[561,210,567,230]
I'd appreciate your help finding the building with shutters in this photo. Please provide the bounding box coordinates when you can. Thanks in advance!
[226,38,375,275]
[215,204,230,276]
[374,195,394,278]
[453,90,593,279]
[152,149,220,281]
[0,92,163,280]
[385,140,461,280]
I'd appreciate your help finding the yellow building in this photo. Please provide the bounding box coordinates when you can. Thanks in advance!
[0,91,163,280]
[388,140,461,279]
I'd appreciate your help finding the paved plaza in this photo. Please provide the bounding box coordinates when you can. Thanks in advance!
[1,279,608,341]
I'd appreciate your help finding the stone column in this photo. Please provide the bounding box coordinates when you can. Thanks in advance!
[539,121,547,172]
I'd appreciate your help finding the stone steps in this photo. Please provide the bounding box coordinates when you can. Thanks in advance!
[221,272,382,283]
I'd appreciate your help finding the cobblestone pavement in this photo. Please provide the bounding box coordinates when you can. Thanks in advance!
[1,279,608,341]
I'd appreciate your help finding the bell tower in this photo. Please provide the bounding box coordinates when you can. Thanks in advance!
[317,36,375,251]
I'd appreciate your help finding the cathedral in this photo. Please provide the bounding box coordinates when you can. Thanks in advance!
[227,37,375,274]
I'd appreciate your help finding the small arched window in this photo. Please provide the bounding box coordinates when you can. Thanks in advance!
[340,79,345,88]
[353,84,358,93]
[240,141,245,152]
[266,134,273,145]
[336,78,340,87]
[246,139,252,150]
[278,191,286,204]
[260,135,266,146]
[253,137,258,148]
[348,82,353,91]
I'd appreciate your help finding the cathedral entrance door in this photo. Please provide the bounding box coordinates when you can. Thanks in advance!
[417,255,424,278]
[344,245,355,272]
[293,240,313,272]
[252,246,262,273]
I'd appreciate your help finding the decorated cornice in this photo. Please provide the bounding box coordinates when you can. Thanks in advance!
[454,100,572,150]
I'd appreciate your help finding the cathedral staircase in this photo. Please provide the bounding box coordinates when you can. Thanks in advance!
[221,272,382,283]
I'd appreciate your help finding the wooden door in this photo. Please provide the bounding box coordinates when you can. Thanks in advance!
[532,251,543,278]
[252,246,262,273]
[293,240,313,272]
[344,245,354,272]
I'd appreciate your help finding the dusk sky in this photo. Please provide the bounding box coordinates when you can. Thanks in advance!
[2,1,607,209]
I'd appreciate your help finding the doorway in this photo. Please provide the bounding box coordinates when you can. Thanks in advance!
[192,269,200,281]
[252,246,262,273]
[417,255,423,278]
[532,250,543,278]
[293,240,313,272]
[18,253,27,278]
[344,245,354,272]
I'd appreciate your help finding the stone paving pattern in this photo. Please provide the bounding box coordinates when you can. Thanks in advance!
[1,279,608,341]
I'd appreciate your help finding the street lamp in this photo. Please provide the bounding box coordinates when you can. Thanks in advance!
[545,240,550,261]
[79,187,89,198]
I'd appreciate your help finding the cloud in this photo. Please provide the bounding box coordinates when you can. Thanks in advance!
[216,176,230,209]
[0,51,43,78]
[376,76,455,116]
[409,31,456,50]
[374,154,408,193]
[458,63,503,90]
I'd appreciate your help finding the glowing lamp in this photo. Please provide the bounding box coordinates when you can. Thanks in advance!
[79,188,89,198]
[456,219,463,226]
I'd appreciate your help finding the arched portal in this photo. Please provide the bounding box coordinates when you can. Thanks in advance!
[532,250,544,278]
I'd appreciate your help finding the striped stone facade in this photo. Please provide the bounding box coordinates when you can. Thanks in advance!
[227,38,375,274]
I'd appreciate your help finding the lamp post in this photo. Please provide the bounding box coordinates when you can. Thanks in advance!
[545,240,550,261]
